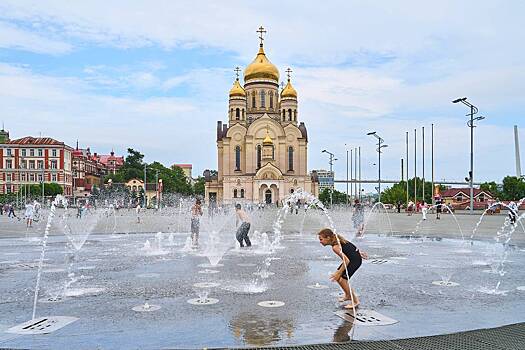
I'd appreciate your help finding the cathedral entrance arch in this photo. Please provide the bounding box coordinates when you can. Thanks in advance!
[265,189,272,204]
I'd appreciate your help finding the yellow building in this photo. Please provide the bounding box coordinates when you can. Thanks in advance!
[124,178,161,207]
[205,27,318,205]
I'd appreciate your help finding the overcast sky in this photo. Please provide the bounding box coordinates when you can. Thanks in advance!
[1,1,524,192]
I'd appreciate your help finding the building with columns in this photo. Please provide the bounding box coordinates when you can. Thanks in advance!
[205,28,318,205]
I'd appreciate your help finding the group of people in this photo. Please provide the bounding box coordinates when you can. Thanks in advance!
[188,198,367,309]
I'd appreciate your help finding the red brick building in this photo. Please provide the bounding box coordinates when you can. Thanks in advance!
[0,136,74,196]
[96,151,124,175]
[72,147,108,199]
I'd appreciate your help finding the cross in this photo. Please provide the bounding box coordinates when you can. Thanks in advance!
[256,26,266,46]
[234,66,241,79]
[285,67,292,80]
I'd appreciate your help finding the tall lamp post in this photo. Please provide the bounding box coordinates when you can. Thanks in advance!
[321,149,336,208]
[452,97,485,213]
[367,132,387,203]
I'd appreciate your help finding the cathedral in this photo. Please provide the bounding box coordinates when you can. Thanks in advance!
[204,27,319,205]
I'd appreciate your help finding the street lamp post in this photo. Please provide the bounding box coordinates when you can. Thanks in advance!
[321,149,336,208]
[367,132,387,203]
[452,97,485,213]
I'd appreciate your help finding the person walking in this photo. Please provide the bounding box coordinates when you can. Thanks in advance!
[235,203,252,248]
[352,199,365,237]
[24,201,34,228]
[190,199,203,247]
[508,201,519,225]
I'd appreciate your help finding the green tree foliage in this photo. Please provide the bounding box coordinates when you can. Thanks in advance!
[501,176,525,200]
[319,188,348,207]
[381,177,445,204]
[480,181,501,199]
[193,176,205,196]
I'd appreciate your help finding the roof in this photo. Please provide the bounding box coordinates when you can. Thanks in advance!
[173,164,192,168]
[98,154,124,167]
[441,188,493,198]
[4,136,71,148]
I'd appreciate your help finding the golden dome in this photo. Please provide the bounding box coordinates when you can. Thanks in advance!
[281,79,297,98]
[244,45,280,82]
[263,129,273,145]
[229,78,246,97]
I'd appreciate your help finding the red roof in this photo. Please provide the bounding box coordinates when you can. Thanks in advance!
[173,164,192,168]
[441,188,493,198]
[98,154,124,167]
[6,136,70,147]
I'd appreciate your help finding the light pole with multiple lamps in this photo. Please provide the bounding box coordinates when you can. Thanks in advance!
[367,132,387,203]
[321,149,337,208]
[452,97,485,213]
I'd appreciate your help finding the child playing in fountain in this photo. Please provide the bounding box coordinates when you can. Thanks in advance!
[190,199,203,247]
[235,203,252,248]
[352,199,365,237]
[318,228,368,309]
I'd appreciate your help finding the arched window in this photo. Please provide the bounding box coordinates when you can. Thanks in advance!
[242,109,245,120]
[234,189,238,198]
[294,109,297,121]
[256,145,262,169]
[269,92,273,109]
[260,90,266,107]
[252,91,256,108]
[235,145,241,171]
[236,108,240,120]
[230,108,233,119]
[288,108,292,121]
[282,109,286,121]
[272,145,275,159]
[288,146,294,171]
[240,189,245,198]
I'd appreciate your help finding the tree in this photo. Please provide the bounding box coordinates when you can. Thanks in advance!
[480,181,500,199]
[381,181,407,204]
[193,176,205,196]
[380,178,445,205]
[501,176,525,200]
[319,188,348,207]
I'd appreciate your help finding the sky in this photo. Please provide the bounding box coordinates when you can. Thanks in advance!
[0,1,524,193]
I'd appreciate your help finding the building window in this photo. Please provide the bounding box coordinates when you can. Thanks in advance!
[456,195,463,202]
[6,159,12,169]
[252,91,256,108]
[38,149,43,157]
[30,173,35,181]
[30,149,34,157]
[230,108,233,119]
[235,146,241,171]
[269,92,273,109]
[21,173,26,181]
[288,146,294,171]
[37,160,43,169]
[256,145,262,169]
[294,109,297,121]
[478,194,485,202]
[38,174,43,182]
[288,108,292,121]
[52,149,57,157]
[6,173,12,181]
[21,149,26,157]
[260,90,266,107]
[51,160,57,169]
[240,189,245,198]
[29,160,35,169]
[233,189,238,198]
[242,109,245,120]
[282,109,286,121]
[6,149,12,156]
[236,108,240,120]
[52,174,57,182]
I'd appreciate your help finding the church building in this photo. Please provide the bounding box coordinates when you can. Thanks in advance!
[204,27,318,205]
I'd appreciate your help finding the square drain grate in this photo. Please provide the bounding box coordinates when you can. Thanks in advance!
[368,259,391,265]
[7,316,78,335]
[335,309,398,326]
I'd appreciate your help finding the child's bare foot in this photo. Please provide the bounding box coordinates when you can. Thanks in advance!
[337,295,352,302]
[343,302,360,309]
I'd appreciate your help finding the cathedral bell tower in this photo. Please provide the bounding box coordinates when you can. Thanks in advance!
[228,67,247,125]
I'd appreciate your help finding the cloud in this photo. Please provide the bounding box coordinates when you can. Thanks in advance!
[0,21,72,54]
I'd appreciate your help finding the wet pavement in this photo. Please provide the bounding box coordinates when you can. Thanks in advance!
[0,208,524,349]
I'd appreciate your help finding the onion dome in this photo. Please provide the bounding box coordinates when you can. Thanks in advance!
[229,78,246,97]
[281,79,297,98]
[263,130,273,145]
[244,45,280,82]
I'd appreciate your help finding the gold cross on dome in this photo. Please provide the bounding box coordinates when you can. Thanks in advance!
[234,66,241,79]
[285,67,292,80]
[256,26,267,45]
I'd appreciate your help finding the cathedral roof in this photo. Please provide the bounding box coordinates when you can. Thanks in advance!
[229,78,246,97]
[244,45,280,82]
[281,79,297,98]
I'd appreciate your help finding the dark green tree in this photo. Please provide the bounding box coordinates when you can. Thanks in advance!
[501,176,525,200]
[193,176,205,196]
[480,181,500,199]
[319,188,348,207]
